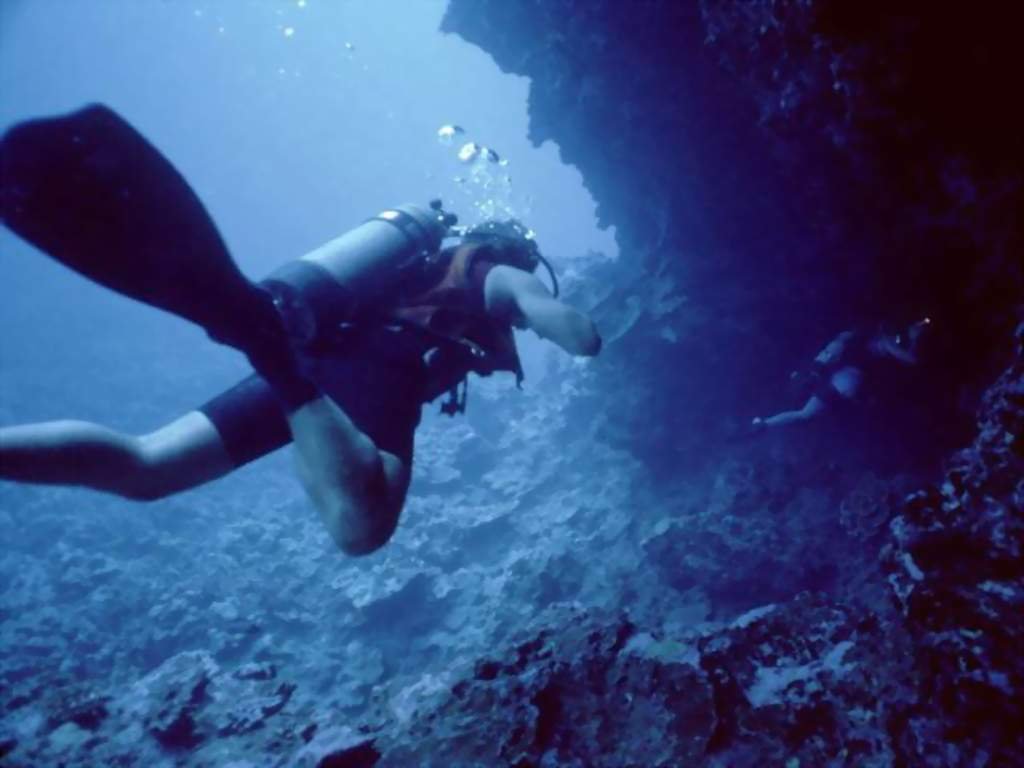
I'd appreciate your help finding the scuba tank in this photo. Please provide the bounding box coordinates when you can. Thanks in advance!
[261,200,457,344]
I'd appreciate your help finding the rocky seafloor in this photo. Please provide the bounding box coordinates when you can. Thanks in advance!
[2,1,1022,766]
[3,324,1018,766]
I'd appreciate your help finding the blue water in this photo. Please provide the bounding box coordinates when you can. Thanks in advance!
[0,0,614,411]
[0,2,619,758]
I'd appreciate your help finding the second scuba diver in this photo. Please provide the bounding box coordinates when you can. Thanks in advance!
[0,104,602,555]
[750,319,930,433]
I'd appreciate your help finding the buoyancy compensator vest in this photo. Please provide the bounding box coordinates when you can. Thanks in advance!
[259,207,554,415]
[392,243,526,414]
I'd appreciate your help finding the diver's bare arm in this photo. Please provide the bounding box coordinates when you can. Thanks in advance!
[876,338,918,365]
[0,412,233,500]
[483,265,601,356]
[814,331,855,366]
[762,396,827,428]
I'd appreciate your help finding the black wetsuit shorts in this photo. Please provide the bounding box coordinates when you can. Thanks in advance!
[199,328,427,468]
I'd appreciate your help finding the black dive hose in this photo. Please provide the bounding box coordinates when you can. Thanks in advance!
[538,253,560,298]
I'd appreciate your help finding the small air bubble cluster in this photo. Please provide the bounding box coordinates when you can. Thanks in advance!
[435,124,528,225]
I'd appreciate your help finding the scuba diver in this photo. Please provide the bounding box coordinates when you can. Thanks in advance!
[750,319,930,432]
[0,104,601,555]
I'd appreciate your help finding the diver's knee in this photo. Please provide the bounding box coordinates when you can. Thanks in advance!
[328,503,400,557]
[333,515,399,556]
[120,461,174,501]
[335,531,391,557]
[121,480,171,502]
[121,437,176,501]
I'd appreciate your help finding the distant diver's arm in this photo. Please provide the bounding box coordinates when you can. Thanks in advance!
[873,336,918,365]
[484,265,602,356]
[760,395,828,428]
[813,330,855,367]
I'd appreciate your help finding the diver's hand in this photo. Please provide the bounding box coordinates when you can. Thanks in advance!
[726,416,767,443]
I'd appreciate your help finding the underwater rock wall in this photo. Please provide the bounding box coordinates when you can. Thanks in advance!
[407,1,1023,765]
[882,323,1024,764]
[442,0,1024,473]
[445,0,839,478]
[696,0,1023,398]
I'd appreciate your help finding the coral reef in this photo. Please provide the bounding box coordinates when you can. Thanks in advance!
[372,595,912,767]
[882,325,1024,764]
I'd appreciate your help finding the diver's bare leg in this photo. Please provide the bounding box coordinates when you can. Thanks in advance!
[288,398,410,556]
[0,411,233,500]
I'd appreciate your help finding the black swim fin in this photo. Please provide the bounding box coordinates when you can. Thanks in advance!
[0,103,269,350]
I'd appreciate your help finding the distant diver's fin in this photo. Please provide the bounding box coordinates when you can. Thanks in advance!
[0,103,269,348]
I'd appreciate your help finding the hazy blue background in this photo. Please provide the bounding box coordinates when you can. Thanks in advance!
[0,0,615,432]
[0,7,630,756]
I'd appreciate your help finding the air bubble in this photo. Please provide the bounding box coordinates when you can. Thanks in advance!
[437,124,466,146]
